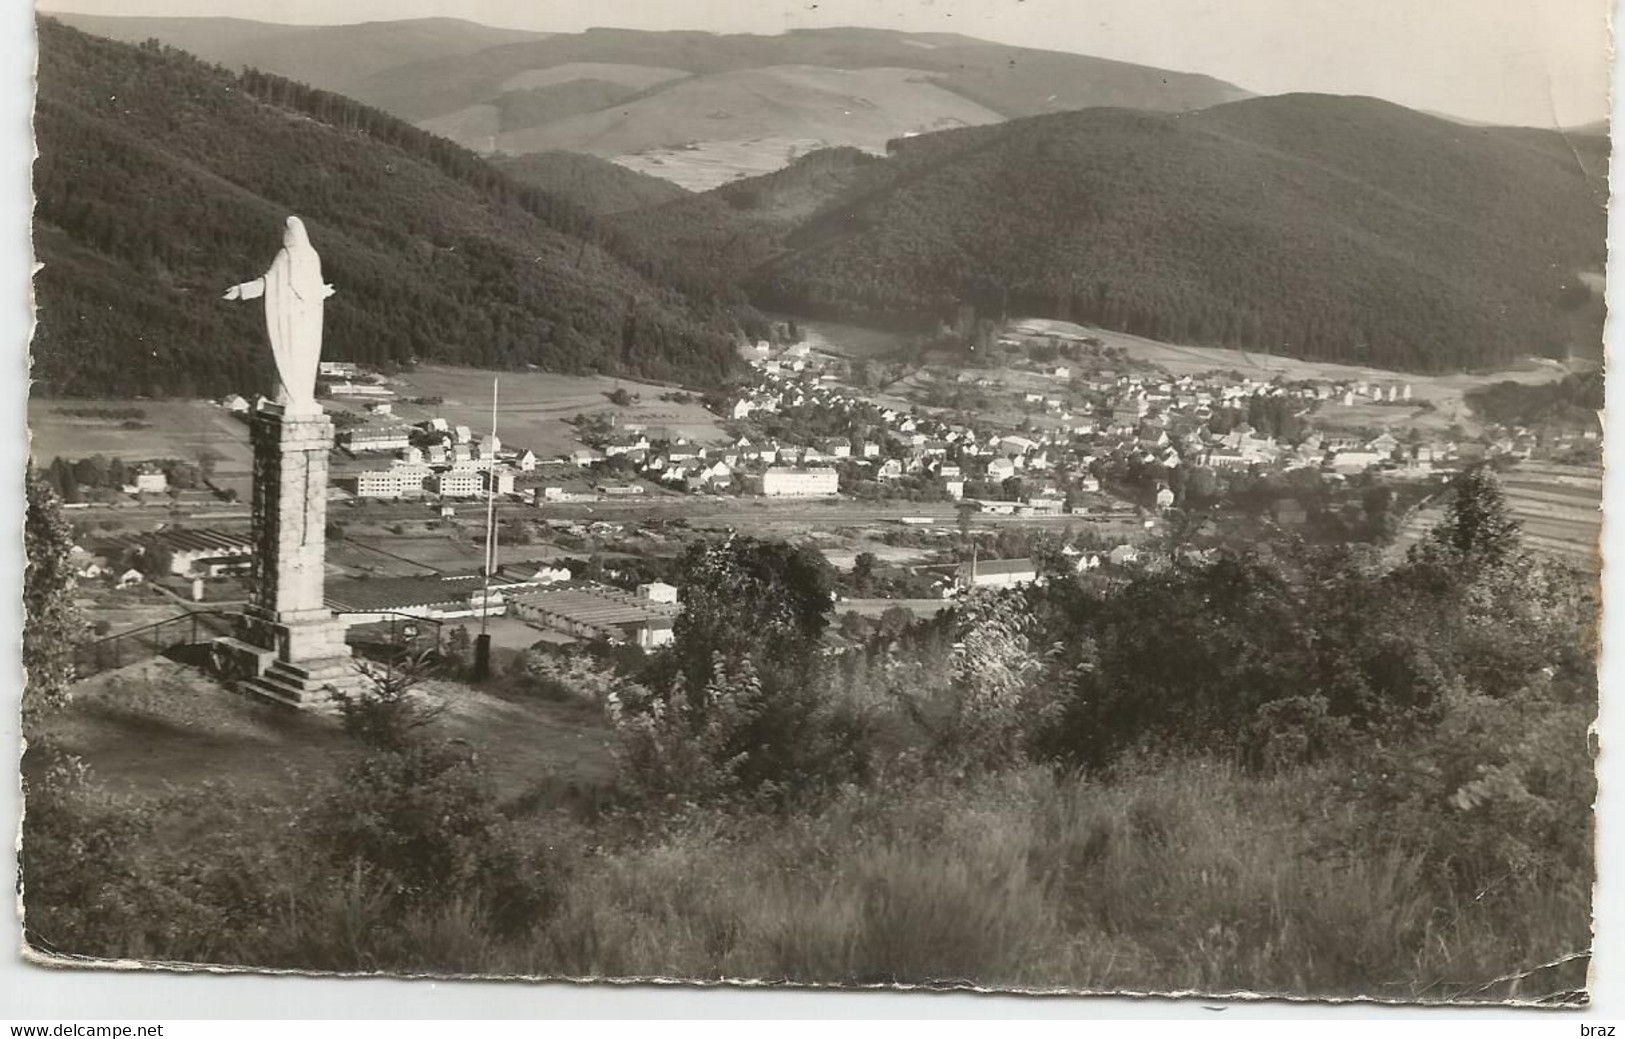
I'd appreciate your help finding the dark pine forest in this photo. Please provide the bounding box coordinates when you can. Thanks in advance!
[638,100,1608,374]
[31,17,753,400]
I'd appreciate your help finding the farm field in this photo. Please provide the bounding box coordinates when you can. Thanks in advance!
[1393,461,1601,569]
[1498,462,1603,567]
[614,136,831,192]
[27,398,256,497]
[820,543,939,570]
[73,586,194,639]
[784,315,910,362]
[329,529,581,578]
[380,365,730,459]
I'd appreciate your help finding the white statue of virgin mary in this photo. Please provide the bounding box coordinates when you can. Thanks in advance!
[224,216,336,415]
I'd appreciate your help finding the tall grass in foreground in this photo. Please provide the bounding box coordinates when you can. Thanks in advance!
[24,752,1589,1000]
[166,758,1576,1001]
[522,762,1586,1000]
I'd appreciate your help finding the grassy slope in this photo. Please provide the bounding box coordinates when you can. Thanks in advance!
[31,719,1588,1000]
[531,765,1587,999]
[41,658,615,801]
[476,66,1008,160]
[346,26,1250,126]
[31,18,742,398]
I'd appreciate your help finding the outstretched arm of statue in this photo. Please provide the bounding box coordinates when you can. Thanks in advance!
[223,278,266,301]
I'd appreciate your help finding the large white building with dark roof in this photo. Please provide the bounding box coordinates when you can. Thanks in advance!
[758,467,839,497]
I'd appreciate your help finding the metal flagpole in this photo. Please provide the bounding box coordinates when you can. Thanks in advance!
[474,376,498,680]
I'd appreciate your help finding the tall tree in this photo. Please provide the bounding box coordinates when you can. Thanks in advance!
[1423,466,1522,568]
[24,464,84,725]
[672,535,835,693]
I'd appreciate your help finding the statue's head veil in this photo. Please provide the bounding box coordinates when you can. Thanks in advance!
[283,215,311,251]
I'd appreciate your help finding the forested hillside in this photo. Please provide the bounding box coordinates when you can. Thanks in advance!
[492,151,690,214]
[31,18,747,399]
[613,146,885,291]
[731,96,1607,372]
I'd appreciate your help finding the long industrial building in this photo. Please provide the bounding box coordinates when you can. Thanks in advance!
[507,583,678,649]
[97,528,254,578]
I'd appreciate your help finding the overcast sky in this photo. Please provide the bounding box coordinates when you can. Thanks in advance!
[34,0,1615,127]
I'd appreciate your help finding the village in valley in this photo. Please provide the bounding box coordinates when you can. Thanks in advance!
[32,310,1603,673]
[17,3,1611,1004]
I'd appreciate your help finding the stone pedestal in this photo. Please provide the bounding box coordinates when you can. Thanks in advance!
[226,404,356,708]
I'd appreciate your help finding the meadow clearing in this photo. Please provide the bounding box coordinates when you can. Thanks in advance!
[27,398,256,497]
[378,365,730,456]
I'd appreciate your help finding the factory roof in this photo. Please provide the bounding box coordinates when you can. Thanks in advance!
[508,583,681,628]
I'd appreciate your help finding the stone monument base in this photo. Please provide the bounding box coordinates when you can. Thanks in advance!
[217,609,358,710]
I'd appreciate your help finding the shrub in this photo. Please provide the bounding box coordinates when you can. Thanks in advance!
[311,740,559,939]
[610,654,877,812]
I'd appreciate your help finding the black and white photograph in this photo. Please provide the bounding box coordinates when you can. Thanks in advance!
[15,0,1612,1008]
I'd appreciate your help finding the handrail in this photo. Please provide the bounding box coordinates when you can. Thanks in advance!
[341,610,447,631]
[75,609,240,678]
[82,608,237,648]
[75,608,449,678]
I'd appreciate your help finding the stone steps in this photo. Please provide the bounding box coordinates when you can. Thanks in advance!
[241,657,358,712]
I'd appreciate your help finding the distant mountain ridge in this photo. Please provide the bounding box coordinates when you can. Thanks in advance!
[627,94,1608,373]
[31,18,747,399]
[49,15,1251,188]
[44,14,551,96]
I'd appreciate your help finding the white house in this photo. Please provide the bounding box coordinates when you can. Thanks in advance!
[484,468,517,495]
[133,467,168,494]
[701,461,733,487]
[958,557,1039,589]
[639,581,679,604]
[434,471,482,498]
[357,471,409,499]
[759,467,839,497]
